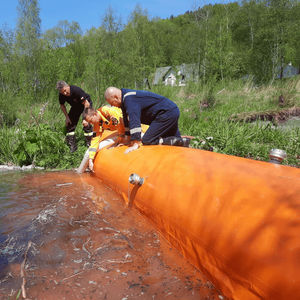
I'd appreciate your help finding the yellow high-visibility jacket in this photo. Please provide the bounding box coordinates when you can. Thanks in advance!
[89,106,125,159]
[89,106,149,160]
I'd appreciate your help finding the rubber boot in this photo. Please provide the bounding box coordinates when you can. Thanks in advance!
[83,124,93,147]
[66,135,77,153]
[85,135,92,147]
[160,136,190,147]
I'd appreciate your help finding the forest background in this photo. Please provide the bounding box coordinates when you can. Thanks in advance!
[0,0,299,169]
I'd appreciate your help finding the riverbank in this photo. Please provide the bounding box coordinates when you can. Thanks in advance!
[0,164,44,172]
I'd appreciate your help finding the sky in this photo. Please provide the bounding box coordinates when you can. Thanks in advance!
[0,0,227,33]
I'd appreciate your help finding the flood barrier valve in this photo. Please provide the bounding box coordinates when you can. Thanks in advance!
[269,149,287,164]
[129,173,144,185]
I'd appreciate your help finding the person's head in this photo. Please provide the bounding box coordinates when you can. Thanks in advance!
[56,80,70,96]
[104,87,122,107]
[83,107,100,124]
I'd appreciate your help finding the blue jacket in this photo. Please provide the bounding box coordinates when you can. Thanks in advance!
[121,88,178,141]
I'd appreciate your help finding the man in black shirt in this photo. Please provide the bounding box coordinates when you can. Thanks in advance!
[56,80,93,152]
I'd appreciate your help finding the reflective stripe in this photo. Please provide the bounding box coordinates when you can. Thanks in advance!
[130,127,142,135]
[66,132,75,136]
[123,92,136,99]
[84,132,93,136]
[97,110,109,123]
[89,148,97,153]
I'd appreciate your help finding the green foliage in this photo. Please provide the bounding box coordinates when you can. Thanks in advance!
[178,78,300,167]
[16,289,22,300]
[0,0,299,169]
[0,123,86,169]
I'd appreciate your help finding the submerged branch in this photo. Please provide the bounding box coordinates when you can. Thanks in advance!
[20,241,32,299]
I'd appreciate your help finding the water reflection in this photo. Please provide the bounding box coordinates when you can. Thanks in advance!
[0,171,221,299]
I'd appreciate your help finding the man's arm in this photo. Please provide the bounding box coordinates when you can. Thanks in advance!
[121,105,130,138]
[124,99,142,141]
[73,86,93,107]
[123,99,142,153]
[60,104,71,126]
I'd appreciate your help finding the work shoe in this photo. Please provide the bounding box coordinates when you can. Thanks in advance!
[66,135,77,153]
[181,137,190,147]
[161,137,190,147]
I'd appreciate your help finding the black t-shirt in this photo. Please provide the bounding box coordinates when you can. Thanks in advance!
[59,85,93,107]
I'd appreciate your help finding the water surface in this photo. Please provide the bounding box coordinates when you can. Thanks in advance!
[0,171,222,299]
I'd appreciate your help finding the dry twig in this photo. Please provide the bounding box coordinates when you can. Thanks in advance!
[20,241,32,299]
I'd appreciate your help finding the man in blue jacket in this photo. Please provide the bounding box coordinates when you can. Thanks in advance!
[104,87,190,153]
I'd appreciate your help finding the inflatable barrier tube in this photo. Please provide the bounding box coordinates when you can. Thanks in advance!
[93,131,300,300]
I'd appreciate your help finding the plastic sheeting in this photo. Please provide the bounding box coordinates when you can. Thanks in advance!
[93,131,300,300]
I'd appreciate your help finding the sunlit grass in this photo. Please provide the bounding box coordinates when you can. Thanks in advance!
[0,77,299,168]
[175,78,300,167]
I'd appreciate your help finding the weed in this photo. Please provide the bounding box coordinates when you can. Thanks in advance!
[0,78,299,168]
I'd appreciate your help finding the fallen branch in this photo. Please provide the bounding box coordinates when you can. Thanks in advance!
[20,241,32,299]
[229,107,300,123]
[60,270,86,282]
[217,88,225,95]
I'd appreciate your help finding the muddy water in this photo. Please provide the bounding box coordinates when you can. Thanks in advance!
[0,171,222,300]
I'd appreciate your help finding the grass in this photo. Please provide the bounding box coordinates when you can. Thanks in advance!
[173,77,300,167]
[0,77,299,169]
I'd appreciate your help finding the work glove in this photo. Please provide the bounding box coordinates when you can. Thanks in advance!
[88,159,94,172]
[124,141,140,154]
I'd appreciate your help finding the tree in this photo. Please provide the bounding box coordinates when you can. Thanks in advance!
[15,0,41,100]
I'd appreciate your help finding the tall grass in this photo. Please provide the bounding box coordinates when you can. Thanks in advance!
[0,124,19,165]
[0,77,299,168]
[176,77,300,167]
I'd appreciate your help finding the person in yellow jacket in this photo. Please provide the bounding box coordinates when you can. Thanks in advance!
[77,105,123,173]
[77,105,148,173]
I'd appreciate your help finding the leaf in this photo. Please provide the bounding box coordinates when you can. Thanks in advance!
[25,142,40,156]
[16,289,21,300]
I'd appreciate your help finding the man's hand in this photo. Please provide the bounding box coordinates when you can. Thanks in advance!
[82,119,89,127]
[88,159,94,172]
[65,117,71,126]
[81,98,90,108]
[124,141,141,154]
[117,135,130,146]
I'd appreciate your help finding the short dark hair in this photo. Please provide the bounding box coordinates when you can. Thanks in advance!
[83,107,96,119]
[56,80,68,90]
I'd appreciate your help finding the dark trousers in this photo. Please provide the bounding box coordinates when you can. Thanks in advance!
[142,107,181,145]
[67,105,92,134]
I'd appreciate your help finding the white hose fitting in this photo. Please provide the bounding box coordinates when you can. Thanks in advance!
[129,173,144,185]
[269,149,287,164]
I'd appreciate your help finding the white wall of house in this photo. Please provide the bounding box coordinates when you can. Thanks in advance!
[164,73,176,86]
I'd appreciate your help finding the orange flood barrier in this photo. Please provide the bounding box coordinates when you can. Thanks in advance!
[93,131,300,300]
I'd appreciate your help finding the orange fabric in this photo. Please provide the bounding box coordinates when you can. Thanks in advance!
[93,130,300,300]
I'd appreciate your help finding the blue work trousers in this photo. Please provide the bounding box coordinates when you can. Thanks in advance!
[142,107,181,145]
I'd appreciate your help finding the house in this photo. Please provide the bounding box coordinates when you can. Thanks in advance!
[152,63,199,86]
[276,63,299,79]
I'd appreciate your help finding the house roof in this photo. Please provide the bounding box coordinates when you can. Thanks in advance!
[153,66,172,85]
[152,63,199,85]
[177,63,199,81]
